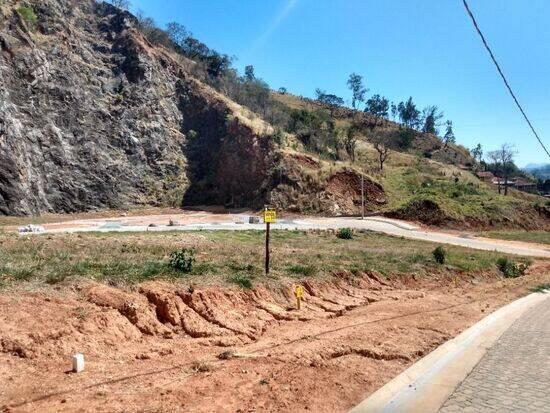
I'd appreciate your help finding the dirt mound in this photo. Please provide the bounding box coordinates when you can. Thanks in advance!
[272,156,386,216]
[82,275,392,343]
[386,197,453,226]
[325,169,386,213]
[2,267,548,412]
[0,274,393,363]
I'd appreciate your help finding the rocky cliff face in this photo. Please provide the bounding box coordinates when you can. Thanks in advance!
[0,0,275,215]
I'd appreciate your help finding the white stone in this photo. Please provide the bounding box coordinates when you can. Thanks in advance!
[72,353,85,373]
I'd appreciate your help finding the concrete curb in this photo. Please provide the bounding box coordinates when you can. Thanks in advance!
[348,292,549,413]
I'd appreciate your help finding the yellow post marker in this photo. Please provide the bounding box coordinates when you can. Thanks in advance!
[263,208,276,224]
[294,285,304,310]
[264,208,277,275]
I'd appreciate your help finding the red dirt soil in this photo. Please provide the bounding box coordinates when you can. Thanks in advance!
[1,264,549,413]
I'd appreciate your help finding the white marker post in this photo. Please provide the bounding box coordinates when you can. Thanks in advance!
[72,353,85,373]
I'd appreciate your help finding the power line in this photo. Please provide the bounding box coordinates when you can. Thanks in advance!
[462,0,550,159]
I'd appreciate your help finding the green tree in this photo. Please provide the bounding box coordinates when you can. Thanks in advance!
[421,105,443,135]
[244,65,255,82]
[315,89,344,116]
[471,143,483,163]
[347,73,367,109]
[364,94,389,118]
[390,102,398,121]
[166,22,189,48]
[397,97,421,129]
[442,120,456,147]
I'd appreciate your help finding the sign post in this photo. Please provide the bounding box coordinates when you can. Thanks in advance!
[263,208,277,275]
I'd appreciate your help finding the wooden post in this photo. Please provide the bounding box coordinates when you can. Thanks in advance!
[361,174,365,220]
[265,221,270,275]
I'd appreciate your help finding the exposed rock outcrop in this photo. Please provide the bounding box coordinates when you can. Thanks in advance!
[0,0,274,215]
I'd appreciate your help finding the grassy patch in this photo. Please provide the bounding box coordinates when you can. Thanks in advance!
[17,6,38,27]
[480,231,550,246]
[228,274,253,289]
[286,264,317,277]
[531,283,550,293]
[0,230,534,287]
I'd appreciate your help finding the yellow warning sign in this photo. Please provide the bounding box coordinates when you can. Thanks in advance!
[264,208,277,224]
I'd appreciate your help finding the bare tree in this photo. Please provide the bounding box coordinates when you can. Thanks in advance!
[373,141,390,171]
[487,150,501,193]
[110,0,130,10]
[487,143,516,195]
[343,126,358,163]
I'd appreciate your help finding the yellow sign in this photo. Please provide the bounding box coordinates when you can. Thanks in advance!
[294,285,304,310]
[264,208,277,223]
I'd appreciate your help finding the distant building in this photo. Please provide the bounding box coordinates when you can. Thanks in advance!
[475,171,495,183]
[513,177,538,193]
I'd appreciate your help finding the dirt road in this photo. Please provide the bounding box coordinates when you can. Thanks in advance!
[1,264,549,412]
[13,211,550,258]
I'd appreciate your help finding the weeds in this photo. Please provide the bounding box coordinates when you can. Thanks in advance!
[496,257,529,278]
[336,228,353,240]
[169,248,195,273]
[432,246,446,264]
[190,360,212,373]
[228,274,253,289]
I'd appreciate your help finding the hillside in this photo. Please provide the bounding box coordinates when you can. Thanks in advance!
[270,93,549,229]
[0,0,548,229]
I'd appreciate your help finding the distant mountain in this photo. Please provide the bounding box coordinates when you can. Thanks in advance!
[524,163,550,180]
[524,163,549,170]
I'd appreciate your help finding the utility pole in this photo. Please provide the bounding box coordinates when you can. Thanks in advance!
[265,219,270,275]
[361,174,365,219]
[263,207,276,275]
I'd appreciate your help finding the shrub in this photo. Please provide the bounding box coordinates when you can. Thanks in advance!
[272,128,284,145]
[432,246,446,264]
[336,228,353,240]
[169,248,195,273]
[496,257,528,278]
[229,274,253,289]
[17,6,38,27]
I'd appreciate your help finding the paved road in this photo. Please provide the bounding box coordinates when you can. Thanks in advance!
[18,214,550,258]
[439,296,550,413]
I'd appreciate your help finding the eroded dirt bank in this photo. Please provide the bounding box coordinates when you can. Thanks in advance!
[1,264,549,413]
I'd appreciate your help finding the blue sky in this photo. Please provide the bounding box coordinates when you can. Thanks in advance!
[130,0,550,167]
